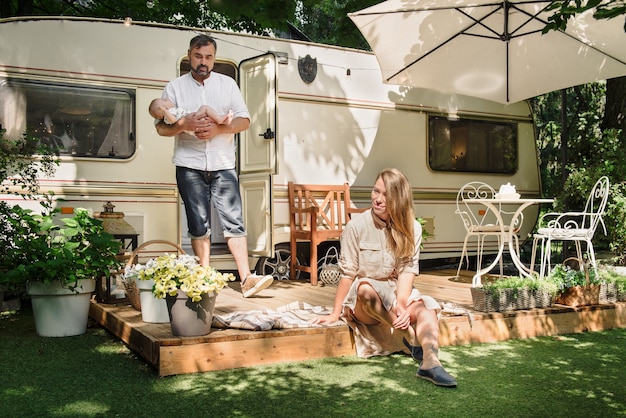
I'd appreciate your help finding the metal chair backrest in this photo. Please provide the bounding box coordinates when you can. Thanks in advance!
[582,176,610,236]
[455,182,500,232]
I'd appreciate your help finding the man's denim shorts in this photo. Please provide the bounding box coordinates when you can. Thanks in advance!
[176,166,246,239]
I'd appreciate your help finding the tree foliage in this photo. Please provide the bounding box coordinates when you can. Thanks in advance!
[532,83,626,263]
[295,0,381,49]
[0,0,378,49]
[544,0,626,33]
[0,131,58,199]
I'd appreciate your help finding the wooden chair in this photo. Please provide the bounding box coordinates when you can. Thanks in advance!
[288,182,367,285]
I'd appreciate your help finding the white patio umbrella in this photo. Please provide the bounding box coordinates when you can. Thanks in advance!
[349,0,626,104]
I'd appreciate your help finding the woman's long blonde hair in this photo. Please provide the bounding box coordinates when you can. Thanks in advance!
[377,168,415,262]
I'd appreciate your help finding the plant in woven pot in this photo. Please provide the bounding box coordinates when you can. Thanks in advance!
[597,267,626,303]
[546,258,604,307]
[471,276,559,313]
[615,275,626,302]
[131,253,235,337]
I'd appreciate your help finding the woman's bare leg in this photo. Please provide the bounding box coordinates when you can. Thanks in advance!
[409,301,442,370]
[352,283,417,343]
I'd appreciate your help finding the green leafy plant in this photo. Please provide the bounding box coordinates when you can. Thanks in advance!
[1,130,58,199]
[481,276,561,299]
[417,216,432,249]
[1,130,60,291]
[545,262,603,294]
[598,268,626,294]
[2,206,121,291]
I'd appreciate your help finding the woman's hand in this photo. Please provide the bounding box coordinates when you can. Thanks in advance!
[311,313,341,325]
[392,305,411,330]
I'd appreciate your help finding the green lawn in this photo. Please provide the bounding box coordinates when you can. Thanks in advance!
[1,305,625,417]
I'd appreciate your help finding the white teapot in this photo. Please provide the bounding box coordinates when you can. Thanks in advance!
[499,183,516,195]
[497,182,520,199]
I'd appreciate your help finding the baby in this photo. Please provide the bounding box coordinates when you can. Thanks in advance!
[149,98,233,126]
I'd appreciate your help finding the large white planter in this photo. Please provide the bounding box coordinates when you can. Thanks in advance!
[27,279,96,337]
[136,278,170,323]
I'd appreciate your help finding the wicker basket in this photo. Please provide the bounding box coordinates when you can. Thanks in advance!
[553,257,600,307]
[123,240,186,311]
[599,282,617,304]
[471,287,552,312]
[319,246,341,286]
[123,280,142,311]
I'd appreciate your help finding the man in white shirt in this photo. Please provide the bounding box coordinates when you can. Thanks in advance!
[154,34,273,298]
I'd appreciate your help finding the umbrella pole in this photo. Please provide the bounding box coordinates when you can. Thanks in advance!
[561,88,570,260]
[560,88,568,207]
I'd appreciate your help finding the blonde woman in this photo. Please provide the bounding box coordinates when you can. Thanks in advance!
[313,168,456,387]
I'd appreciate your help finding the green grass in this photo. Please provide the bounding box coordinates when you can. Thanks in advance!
[1,305,625,417]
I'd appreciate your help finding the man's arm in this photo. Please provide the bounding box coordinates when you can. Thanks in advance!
[155,113,213,137]
[155,110,249,140]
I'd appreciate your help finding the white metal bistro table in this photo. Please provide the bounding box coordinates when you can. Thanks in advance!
[468,197,554,287]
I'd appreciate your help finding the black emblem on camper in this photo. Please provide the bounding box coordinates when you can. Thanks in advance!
[298,55,317,84]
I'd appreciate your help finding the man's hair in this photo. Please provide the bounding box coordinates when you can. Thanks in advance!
[189,34,217,52]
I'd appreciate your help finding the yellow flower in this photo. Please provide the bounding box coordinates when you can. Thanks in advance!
[127,253,235,300]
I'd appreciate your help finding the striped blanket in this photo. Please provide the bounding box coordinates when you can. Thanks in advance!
[211,301,345,331]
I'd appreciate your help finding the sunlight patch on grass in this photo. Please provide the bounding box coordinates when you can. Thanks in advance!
[3,385,35,396]
[50,401,109,416]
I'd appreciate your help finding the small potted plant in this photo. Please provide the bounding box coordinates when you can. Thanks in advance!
[3,204,121,336]
[615,275,626,302]
[546,258,604,307]
[471,276,560,312]
[126,252,234,336]
[597,267,626,303]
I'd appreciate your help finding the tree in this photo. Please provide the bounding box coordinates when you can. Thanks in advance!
[542,1,626,136]
[544,0,626,32]
[295,0,381,49]
[0,0,380,49]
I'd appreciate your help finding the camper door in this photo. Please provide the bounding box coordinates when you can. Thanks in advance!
[239,54,277,257]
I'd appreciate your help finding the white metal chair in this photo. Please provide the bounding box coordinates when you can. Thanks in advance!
[530,176,610,278]
[455,182,520,279]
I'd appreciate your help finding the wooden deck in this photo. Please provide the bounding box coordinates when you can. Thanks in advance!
[90,269,626,376]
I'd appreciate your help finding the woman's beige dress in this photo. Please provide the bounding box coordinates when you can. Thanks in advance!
[339,209,440,357]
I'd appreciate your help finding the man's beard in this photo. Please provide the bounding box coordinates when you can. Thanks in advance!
[192,64,211,77]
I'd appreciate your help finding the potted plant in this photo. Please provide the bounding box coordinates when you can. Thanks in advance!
[597,267,626,303]
[3,204,121,336]
[127,253,234,336]
[615,274,626,302]
[471,276,560,312]
[546,259,603,307]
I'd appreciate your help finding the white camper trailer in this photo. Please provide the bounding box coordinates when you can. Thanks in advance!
[0,17,542,278]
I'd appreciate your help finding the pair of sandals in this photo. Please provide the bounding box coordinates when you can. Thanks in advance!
[403,338,457,388]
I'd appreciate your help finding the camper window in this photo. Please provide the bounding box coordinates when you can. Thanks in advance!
[0,78,135,159]
[428,116,517,174]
